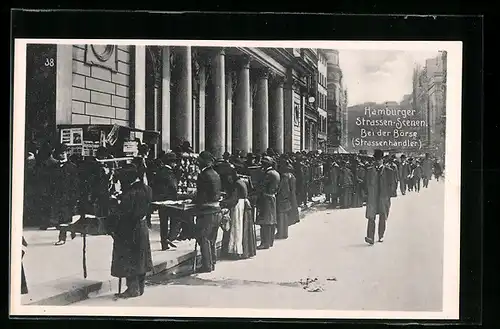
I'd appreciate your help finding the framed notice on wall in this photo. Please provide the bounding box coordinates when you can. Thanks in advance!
[85,45,118,72]
[60,128,83,146]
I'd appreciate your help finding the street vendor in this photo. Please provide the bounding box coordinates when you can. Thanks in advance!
[52,143,80,246]
[192,151,222,273]
[110,163,154,299]
[153,152,179,251]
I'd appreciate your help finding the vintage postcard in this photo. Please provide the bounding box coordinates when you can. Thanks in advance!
[10,39,462,319]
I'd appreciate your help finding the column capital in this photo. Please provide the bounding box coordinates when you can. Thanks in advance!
[234,54,251,69]
[271,75,285,88]
[255,67,270,79]
[207,47,226,57]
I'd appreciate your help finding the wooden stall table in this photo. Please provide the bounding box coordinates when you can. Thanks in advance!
[151,200,223,273]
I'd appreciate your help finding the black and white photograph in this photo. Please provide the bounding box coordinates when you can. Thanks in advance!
[10,39,462,319]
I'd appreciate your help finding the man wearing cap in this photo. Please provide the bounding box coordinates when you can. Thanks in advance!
[364,149,395,245]
[153,152,179,250]
[51,143,80,246]
[110,163,153,298]
[255,156,280,249]
[192,151,222,273]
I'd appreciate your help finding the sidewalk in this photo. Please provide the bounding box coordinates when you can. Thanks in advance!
[21,196,324,306]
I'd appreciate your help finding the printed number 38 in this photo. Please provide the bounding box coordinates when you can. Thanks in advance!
[44,58,55,67]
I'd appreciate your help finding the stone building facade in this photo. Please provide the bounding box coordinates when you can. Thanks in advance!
[323,49,346,153]
[317,50,328,152]
[412,51,447,160]
[25,44,320,158]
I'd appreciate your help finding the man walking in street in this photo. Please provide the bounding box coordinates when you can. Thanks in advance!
[192,151,222,273]
[256,156,280,250]
[364,149,395,245]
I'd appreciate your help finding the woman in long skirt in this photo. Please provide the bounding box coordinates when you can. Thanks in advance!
[220,170,256,259]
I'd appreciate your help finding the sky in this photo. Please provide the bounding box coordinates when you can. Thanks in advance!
[338,49,440,107]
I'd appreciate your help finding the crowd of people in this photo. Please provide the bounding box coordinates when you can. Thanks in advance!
[21,139,444,298]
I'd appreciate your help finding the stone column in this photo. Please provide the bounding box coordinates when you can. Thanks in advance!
[198,59,207,152]
[161,46,171,151]
[134,46,146,141]
[269,76,284,154]
[172,46,193,146]
[225,71,233,154]
[206,48,226,159]
[253,68,269,154]
[233,55,251,153]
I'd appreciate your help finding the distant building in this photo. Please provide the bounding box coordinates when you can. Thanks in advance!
[411,52,447,161]
[317,50,328,152]
[322,49,346,153]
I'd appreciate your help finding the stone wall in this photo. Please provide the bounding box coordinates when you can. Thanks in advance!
[71,45,132,126]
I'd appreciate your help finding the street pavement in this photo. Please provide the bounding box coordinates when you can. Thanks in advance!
[74,180,444,312]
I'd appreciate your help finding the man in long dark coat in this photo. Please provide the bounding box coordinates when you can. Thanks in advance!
[287,162,300,226]
[398,155,410,195]
[340,162,354,208]
[353,159,366,207]
[421,153,433,188]
[51,143,79,245]
[256,156,280,249]
[294,154,306,207]
[110,163,154,298]
[364,149,395,245]
[153,152,179,250]
[326,159,341,208]
[36,142,58,230]
[276,159,293,240]
[193,151,222,273]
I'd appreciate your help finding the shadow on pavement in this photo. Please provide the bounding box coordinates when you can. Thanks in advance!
[147,275,303,290]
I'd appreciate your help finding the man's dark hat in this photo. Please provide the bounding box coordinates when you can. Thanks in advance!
[118,163,139,180]
[373,149,384,160]
[53,143,68,155]
[261,156,274,166]
[199,150,215,164]
[162,152,177,163]
[138,143,149,153]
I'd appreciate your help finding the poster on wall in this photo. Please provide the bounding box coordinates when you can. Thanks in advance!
[60,128,83,146]
[106,124,120,146]
[123,141,139,157]
[71,128,83,145]
[60,129,71,144]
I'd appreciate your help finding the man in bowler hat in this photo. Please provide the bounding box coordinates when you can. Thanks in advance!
[364,149,395,245]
